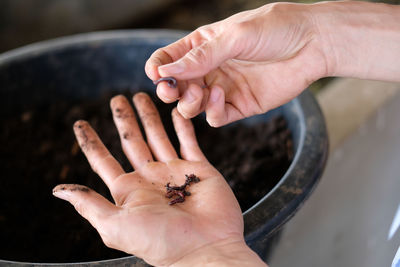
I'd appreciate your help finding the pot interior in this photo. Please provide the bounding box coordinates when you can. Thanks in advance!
[0,32,298,263]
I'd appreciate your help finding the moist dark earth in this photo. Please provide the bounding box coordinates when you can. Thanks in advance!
[0,91,293,263]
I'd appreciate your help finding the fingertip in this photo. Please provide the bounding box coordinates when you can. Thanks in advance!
[205,111,225,128]
[73,120,89,130]
[171,106,186,125]
[205,86,226,128]
[145,65,160,82]
[145,52,164,80]
[177,84,204,119]
[171,107,181,127]
[146,47,178,81]
[156,83,180,104]
[53,184,117,230]
[132,92,149,105]
[172,106,207,162]
[52,184,70,201]
[206,117,221,128]
[110,94,128,109]
[52,184,91,201]
[171,107,179,117]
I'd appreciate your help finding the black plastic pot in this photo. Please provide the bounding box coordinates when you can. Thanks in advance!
[0,30,328,266]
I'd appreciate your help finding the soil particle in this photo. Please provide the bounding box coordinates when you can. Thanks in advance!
[123,132,130,139]
[55,184,91,193]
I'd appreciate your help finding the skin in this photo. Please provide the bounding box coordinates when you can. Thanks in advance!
[53,93,266,267]
[53,1,400,265]
[145,1,400,127]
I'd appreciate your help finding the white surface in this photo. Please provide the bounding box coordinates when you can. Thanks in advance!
[269,92,400,267]
[389,204,400,241]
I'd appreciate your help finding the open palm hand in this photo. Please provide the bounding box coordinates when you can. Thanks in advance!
[53,93,243,266]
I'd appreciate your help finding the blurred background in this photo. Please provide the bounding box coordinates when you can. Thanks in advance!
[2,0,398,53]
[0,0,328,92]
[1,0,397,92]
[2,0,285,53]
[1,1,400,267]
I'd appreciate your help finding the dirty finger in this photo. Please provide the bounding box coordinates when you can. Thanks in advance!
[110,95,153,169]
[52,184,117,237]
[73,120,125,188]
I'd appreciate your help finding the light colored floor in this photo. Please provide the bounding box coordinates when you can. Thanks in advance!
[269,80,400,267]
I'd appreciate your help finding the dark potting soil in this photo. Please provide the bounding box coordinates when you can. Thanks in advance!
[0,91,293,263]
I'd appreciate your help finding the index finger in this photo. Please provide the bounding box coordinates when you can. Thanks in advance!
[144,30,208,80]
[73,120,125,188]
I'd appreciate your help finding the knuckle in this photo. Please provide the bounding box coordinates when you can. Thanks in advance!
[171,107,179,118]
[186,44,210,66]
[267,2,285,13]
[196,25,215,39]
[235,21,253,34]
[196,25,208,33]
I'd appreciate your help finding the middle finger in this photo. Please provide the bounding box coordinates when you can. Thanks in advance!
[110,95,153,169]
[133,92,178,162]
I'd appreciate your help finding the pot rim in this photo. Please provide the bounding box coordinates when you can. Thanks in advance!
[243,90,329,244]
[0,29,329,266]
[0,29,186,65]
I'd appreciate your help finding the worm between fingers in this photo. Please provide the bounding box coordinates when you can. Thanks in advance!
[153,77,177,88]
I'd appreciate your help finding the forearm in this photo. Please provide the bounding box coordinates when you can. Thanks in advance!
[170,237,267,267]
[311,1,400,82]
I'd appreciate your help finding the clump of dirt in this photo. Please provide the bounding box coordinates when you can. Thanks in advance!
[0,91,293,263]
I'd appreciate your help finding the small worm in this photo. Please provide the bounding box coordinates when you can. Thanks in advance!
[153,77,177,88]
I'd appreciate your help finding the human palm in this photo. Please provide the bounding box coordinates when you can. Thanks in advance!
[53,93,243,266]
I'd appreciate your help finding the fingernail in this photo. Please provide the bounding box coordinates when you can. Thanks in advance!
[210,87,221,103]
[53,189,72,201]
[159,61,185,75]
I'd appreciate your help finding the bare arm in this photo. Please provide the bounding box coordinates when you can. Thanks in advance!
[312,1,400,82]
[146,1,400,127]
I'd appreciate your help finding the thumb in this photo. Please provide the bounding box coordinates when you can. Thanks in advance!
[52,184,117,228]
[158,35,237,80]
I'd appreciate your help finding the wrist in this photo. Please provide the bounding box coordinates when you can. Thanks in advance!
[309,1,400,81]
[170,236,267,267]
